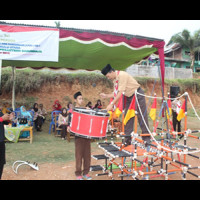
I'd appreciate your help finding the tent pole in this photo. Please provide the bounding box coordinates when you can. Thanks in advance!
[12,66,16,110]
[157,62,164,98]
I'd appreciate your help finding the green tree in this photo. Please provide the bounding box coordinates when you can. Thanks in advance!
[168,29,200,72]
[54,21,61,28]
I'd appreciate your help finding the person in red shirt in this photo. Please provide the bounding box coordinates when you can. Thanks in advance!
[52,100,62,111]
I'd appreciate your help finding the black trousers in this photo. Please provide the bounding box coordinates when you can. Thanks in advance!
[0,142,5,179]
[59,124,68,138]
[34,116,43,130]
[124,87,151,145]
[172,110,181,132]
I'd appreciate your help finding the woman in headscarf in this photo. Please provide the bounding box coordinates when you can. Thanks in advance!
[38,103,47,123]
[58,107,69,140]
[52,100,62,111]
[18,106,33,138]
[32,103,43,132]
[18,106,32,126]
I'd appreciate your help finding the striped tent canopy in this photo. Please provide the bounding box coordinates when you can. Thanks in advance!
[0,21,165,87]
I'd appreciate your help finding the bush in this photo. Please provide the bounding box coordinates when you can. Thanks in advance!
[2,67,199,96]
[1,68,113,95]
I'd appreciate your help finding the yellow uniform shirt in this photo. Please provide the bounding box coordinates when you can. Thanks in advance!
[113,71,140,97]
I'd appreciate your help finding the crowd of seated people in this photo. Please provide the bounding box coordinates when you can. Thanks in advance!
[85,99,102,110]
[56,101,74,140]
[1,99,104,139]
[32,103,47,131]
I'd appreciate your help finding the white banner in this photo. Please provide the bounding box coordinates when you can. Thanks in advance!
[0,24,59,62]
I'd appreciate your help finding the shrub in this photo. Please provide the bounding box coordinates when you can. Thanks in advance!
[1,68,113,95]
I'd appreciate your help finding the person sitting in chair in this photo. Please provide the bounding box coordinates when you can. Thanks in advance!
[53,100,62,111]
[18,106,33,138]
[38,103,47,124]
[32,103,43,132]
[58,107,69,140]
[18,106,32,127]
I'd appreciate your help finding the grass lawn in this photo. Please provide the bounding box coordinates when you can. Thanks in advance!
[5,119,104,166]
[6,128,74,166]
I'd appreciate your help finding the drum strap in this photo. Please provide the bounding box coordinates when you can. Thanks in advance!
[114,71,120,98]
[112,70,120,110]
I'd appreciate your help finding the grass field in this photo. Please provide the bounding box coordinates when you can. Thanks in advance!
[5,113,200,167]
[5,119,105,166]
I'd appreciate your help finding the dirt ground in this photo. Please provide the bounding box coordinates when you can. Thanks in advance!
[2,148,109,180]
[2,143,200,180]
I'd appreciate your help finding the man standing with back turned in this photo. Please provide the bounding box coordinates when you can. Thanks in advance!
[100,64,151,146]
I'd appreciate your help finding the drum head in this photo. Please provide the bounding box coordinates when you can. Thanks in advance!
[73,108,109,116]
[95,110,110,117]
[73,107,96,115]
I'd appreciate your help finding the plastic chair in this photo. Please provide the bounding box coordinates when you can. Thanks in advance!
[17,113,33,138]
[54,113,71,141]
[54,113,62,136]
[12,111,19,127]
[13,109,34,136]
[15,107,20,111]
[49,110,61,134]
[12,110,22,127]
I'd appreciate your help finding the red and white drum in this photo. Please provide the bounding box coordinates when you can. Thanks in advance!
[70,108,110,139]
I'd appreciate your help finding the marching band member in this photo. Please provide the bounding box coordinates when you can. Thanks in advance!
[100,64,151,146]
[70,91,92,180]
[171,94,182,132]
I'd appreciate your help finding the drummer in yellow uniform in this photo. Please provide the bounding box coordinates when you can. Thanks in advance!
[69,91,92,180]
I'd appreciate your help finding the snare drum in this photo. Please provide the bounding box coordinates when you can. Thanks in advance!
[70,108,110,139]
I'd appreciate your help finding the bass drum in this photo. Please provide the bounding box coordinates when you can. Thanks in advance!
[70,108,110,139]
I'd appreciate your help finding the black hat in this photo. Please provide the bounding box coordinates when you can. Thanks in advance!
[101,64,113,76]
[74,91,82,99]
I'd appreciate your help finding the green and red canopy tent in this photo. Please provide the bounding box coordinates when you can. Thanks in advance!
[0,21,165,93]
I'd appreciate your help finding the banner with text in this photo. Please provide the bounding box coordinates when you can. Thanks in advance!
[0,24,59,62]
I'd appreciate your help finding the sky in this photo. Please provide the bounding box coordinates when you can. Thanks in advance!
[2,20,200,46]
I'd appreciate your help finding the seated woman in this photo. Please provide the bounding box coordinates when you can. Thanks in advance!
[53,100,62,111]
[32,103,43,132]
[86,101,93,109]
[94,99,102,109]
[18,106,32,126]
[58,107,69,140]
[1,103,10,114]
[18,106,33,138]
[38,103,47,124]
